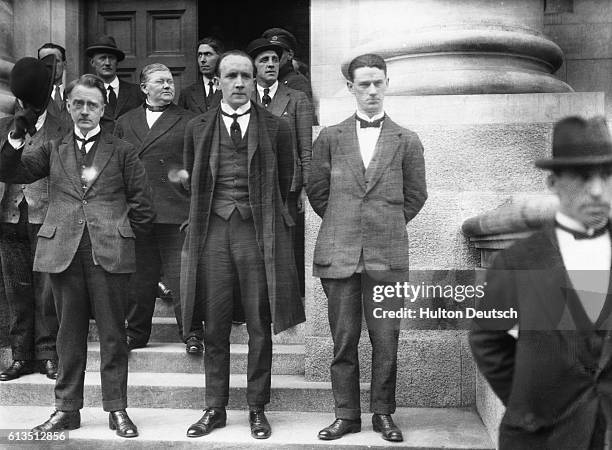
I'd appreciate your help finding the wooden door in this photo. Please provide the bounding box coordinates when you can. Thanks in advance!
[87,0,197,96]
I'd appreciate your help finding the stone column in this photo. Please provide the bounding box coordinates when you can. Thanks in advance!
[0,0,14,117]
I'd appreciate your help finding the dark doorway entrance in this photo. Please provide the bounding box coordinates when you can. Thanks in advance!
[198,1,310,67]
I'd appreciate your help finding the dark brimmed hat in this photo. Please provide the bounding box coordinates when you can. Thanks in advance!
[261,28,296,51]
[10,55,57,110]
[535,116,612,169]
[246,38,283,60]
[86,35,125,61]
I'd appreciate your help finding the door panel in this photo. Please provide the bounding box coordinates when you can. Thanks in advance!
[87,0,197,96]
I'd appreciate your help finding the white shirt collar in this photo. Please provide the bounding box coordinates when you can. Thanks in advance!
[556,211,593,234]
[257,81,278,100]
[104,77,119,91]
[74,125,101,140]
[220,100,251,116]
[356,110,385,123]
[35,111,47,132]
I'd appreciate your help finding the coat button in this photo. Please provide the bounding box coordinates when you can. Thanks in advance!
[78,219,84,224]
[82,200,87,205]
[161,177,167,183]
[159,159,165,165]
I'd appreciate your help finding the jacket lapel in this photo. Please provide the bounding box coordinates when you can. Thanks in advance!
[57,131,84,194]
[194,113,219,183]
[247,107,259,167]
[364,119,401,193]
[139,105,181,156]
[130,107,149,146]
[191,83,207,113]
[337,116,365,190]
[84,133,115,194]
[270,85,290,117]
[115,80,130,119]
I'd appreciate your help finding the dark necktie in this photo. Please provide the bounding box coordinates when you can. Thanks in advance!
[555,220,609,240]
[75,134,98,157]
[221,109,251,147]
[54,85,63,110]
[107,85,117,117]
[356,115,384,128]
[143,103,169,112]
[262,88,271,108]
[207,81,215,104]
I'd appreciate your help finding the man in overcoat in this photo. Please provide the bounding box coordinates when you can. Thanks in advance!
[470,116,612,449]
[181,50,305,440]
[115,63,202,352]
[0,71,155,437]
[307,53,427,442]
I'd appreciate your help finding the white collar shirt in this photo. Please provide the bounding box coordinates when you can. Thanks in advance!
[355,110,384,168]
[220,100,251,139]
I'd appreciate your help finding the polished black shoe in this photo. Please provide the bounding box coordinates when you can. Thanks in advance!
[185,336,203,355]
[32,410,80,432]
[372,414,403,442]
[317,418,361,440]
[0,360,35,381]
[126,336,146,351]
[249,409,271,439]
[187,408,226,437]
[40,360,58,380]
[109,410,138,438]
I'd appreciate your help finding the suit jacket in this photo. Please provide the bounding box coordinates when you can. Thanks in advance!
[254,84,312,193]
[114,103,194,224]
[46,93,73,129]
[469,226,612,449]
[177,81,222,114]
[180,102,305,336]
[307,115,427,279]
[0,113,69,223]
[0,131,155,273]
[278,62,313,101]
[103,79,144,122]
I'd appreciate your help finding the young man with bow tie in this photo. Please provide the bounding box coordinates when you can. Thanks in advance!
[470,116,612,449]
[114,64,201,353]
[0,71,155,438]
[181,50,304,440]
[307,53,427,442]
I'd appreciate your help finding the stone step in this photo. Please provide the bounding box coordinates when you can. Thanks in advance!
[0,343,305,375]
[153,298,176,318]
[88,319,306,345]
[0,405,494,449]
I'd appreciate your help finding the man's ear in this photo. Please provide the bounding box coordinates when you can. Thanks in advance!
[140,83,148,96]
[546,173,558,193]
[347,80,354,94]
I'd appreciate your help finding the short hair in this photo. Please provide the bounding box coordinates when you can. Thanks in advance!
[65,74,107,105]
[347,53,387,82]
[215,50,254,77]
[197,36,225,55]
[140,63,171,85]
[38,42,66,61]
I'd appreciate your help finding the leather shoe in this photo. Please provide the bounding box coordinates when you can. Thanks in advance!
[372,414,403,442]
[249,409,271,439]
[126,336,145,351]
[32,410,80,432]
[185,336,203,355]
[109,410,138,438]
[317,418,361,440]
[0,360,35,381]
[187,408,226,437]
[40,360,58,380]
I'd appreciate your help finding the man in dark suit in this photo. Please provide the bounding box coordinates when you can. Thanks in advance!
[247,38,313,296]
[181,50,305,440]
[177,37,224,114]
[307,53,427,442]
[0,61,69,382]
[0,72,155,437]
[38,43,71,127]
[87,35,142,129]
[470,116,612,449]
[115,63,203,353]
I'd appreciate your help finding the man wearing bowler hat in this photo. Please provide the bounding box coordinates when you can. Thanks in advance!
[470,116,612,449]
[0,56,69,382]
[0,67,155,437]
[86,35,142,125]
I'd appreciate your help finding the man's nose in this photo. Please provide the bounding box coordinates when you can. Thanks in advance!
[367,83,377,94]
[587,174,607,197]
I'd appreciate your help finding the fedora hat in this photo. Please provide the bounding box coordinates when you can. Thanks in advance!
[535,116,612,169]
[86,35,125,61]
[10,55,57,111]
[245,38,283,60]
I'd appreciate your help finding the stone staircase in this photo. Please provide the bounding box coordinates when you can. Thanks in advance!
[0,295,494,449]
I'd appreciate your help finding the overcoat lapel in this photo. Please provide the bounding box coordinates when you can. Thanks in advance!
[129,107,149,145]
[338,117,365,190]
[247,109,259,167]
[194,113,219,183]
[139,107,181,156]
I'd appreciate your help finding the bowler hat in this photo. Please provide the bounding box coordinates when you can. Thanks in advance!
[535,116,612,169]
[261,28,296,51]
[10,55,57,110]
[246,38,283,60]
[86,35,125,61]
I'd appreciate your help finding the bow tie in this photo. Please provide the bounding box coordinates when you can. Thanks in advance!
[555,220,609,240]
[357,115,384,128]
[221,109,251,121]
[144,103,169,112]
[74,133,99,146]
